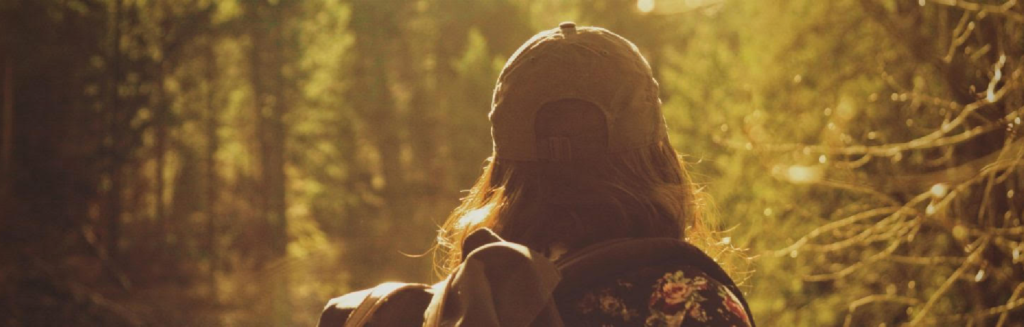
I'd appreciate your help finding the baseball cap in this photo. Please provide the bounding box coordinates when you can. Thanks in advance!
[489,22,667,162]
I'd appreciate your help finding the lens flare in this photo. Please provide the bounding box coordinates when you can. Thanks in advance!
[637,0,655,13]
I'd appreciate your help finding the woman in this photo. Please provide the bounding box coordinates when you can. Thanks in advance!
[434,22,751,326]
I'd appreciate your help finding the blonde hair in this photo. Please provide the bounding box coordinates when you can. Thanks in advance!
[435,139,717,275]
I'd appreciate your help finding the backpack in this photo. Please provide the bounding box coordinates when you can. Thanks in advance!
[317,228,754,327]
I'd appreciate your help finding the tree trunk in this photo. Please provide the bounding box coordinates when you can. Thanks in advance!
[106,0,124,262]
[155,63,167,230]
[346,0,408,286]
[2,54,12,189]
[204,38,219,296]
[247,1,290,324]
[247,1,288,264]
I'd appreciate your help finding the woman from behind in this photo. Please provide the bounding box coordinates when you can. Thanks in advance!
[435,22,752,327]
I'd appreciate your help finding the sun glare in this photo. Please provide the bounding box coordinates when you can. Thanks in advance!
[785,165,823,184]
[456,203,496,229]
[638,0,655,13]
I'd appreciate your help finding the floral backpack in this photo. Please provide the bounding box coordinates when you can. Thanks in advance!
[317,228,755,326]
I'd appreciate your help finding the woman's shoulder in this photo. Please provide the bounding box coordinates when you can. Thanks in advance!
[558,263,752,327]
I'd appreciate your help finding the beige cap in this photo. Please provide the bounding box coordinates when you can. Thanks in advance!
[490,22,667,161]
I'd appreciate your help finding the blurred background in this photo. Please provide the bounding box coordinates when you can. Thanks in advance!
[1,0,1023,325]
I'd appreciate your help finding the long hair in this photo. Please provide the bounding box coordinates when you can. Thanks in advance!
[435,138,716,275]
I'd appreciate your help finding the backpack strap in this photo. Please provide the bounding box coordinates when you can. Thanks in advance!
[554,238,755,327]
[317,282,432,327]
[424,228,565,327]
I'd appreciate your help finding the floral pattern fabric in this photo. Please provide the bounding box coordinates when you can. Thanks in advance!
[558,264,751,327]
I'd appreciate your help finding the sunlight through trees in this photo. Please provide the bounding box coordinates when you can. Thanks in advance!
[1,0,1021,325]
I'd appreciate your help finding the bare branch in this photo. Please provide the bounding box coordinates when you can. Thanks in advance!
[777,191,929,255]
[887,255,966,265]
[723,66,1022,157]
[814,179,901,206]
[928,0,1024,23]
[732,100,1021,157]
[943,11,975,63]
[802,234,905,282]
[996,282,1024,327]
[843,295,921,327]
[775,206,899,256]
[921,282,1024,323]
[908,237,989,326]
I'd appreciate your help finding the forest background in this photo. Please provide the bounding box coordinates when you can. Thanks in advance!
[1,0,1023,326]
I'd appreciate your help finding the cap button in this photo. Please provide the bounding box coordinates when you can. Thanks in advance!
[559,21,577,35]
